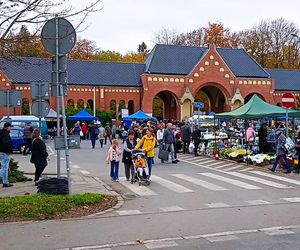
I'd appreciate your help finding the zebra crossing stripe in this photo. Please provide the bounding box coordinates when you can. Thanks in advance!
[214,163,236,169]
[197,159,216,164]
[119,178,157,196]
[199,173,261,190]
[207,162,224,167]
[224,166,242,171]
[193,158,208,163]
[179,155,195,159]
[151,175,194,193]
[226,172,293,189]
[251,171,300,185]
[281,197,300,202]
[171,174,228,191]
[240,167,254,172]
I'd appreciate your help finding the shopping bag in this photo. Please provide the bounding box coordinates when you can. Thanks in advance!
[158,147,169,161]
[188,142,195,153]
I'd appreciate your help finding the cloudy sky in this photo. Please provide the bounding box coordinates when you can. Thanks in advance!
[72,0,300,54]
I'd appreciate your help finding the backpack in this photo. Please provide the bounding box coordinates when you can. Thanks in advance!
[95,127,99,135]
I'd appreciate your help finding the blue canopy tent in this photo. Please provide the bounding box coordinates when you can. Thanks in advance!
[123,110,156,127]
[68,109,98,121]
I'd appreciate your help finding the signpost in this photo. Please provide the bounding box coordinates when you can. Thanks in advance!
[193,102,204,124]
[41,16,76,194]
[0,90,22,118]
[282,92,295,136]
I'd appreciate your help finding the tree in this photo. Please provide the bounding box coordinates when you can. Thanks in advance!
[94,50,123,62]
[153,28,178,45]
[68,38,99,60]
[0,0,102,58]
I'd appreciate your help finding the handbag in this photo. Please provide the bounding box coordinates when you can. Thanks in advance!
[189,142,195,153]
[79,130,83,137]
[282,137,295,153]
[158,146,169,161]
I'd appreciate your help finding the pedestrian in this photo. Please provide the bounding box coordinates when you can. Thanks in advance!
[81,122,88,140]
[192,124,201,156]
[98,124,105,148]
[72,121,82,142]
[122,130,137,181]
[134,127,156,176]
[106,139,122,182]
[104,123,112,145]
[246,125,256,150]
[258,123,269,153]
[156,124,164,148]
[23,122,33,155]
[162,123,178,163]
[269,128,292,173]
[294,125,300,173]
[0,122,13,187]
[30,129,49,185]
[181,122,192,154]
[88,122,98,149]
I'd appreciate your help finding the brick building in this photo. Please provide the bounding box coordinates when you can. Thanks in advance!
[0,44,299,120]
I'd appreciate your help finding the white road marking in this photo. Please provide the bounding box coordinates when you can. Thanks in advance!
[193,158,207,163]
[224,166,242,171]
[263,229,295,236]
[47,145,55,156]
[160,206,184,212]
[205,235,238,242]
[197,159,216,164]
[226,172,293,189]
[245,200,271,205]
[240,167,254,172]
[199,173,261,190]
[214,163,236,169]
[208,162,224,167]
[117,210,142,216]
[151,175,194,193]
[145,240,178,249]
[80,170,90,175]
[119,177,157,196]
[72,165,80,169]
[179,155,195,160]
[281,197,300,202]
[172,174,228,191]
[205,202,230,208]
[251,171,300,185]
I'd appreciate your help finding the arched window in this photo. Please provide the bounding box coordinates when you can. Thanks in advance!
[87,99,94,110]
[110,100,116,119]
[67,99,75,109]
[22,98,30,115]
[77,99,84,109]
[128,100,134,115]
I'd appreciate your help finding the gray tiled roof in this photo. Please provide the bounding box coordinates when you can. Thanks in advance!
[266,69,300,91]
[0,57,145,87]
[145,44,271,78]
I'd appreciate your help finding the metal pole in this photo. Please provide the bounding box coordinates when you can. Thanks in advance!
[55,15,61,178]
[93,87,96,117]
[6,90,10,118]
[60,84,72,194]
[38,83,42,131]
[286,108,289,137]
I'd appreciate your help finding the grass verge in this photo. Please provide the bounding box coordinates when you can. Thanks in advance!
[0,193,117,222]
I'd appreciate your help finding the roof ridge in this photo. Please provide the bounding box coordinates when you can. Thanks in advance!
[266,68,300,72]
[156,43,207,50]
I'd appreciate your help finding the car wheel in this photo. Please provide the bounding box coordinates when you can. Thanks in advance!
[20,145,26,154]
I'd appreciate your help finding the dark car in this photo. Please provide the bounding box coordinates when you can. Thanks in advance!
[9,127,27,153]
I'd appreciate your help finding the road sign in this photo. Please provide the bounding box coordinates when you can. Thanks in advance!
[282,93,295,108]
[0,90,22,107]
[193,102,204,109]
[31,82,49,100]
[31,100,50,118]
[54,135,80,150]
[41,17,76,55]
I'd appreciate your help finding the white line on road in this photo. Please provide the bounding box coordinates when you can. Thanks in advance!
[172,174,228,191]
[207,161,225,167]
[151,175,194,193]
[263,229,295,236]
[195,159,216,164]
[224,165,242,171]
[47,145,55,156]
[145,240,178,249]
[119,177,157,196]
[178,155,195,160]
[205,202,230,208]
[240,167,254,172]
[72,165,80,169]
[245,200,271,205]
[117,210,142,216]
[214,163,236,169]
[251,171,300,185]
[199,173,261,190]
[160,206,184,212]
[80,170,90,175]
[226,172,293,189]
[205,235,238,242]
[281,197,300,202]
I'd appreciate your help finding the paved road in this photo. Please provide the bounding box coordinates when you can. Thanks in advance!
[2,139,300,250]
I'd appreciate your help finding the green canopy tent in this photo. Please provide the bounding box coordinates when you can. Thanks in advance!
[215,94,300,119]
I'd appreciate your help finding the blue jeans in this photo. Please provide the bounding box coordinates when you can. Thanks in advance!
[146,156,153,176]
[110,161,119,180]
[91,138,96,148]
[272,154,291,172]
[0,152,10,185]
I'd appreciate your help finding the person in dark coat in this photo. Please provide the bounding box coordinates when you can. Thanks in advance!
[181,122,192,154]
[0,122,13,187]
[23,122,33,155]
[192,125,201,156]
[258,123,269,153]
[30,129,48,185]
[122,130,137,181]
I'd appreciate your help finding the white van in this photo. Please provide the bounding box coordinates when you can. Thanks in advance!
[0,115,48,139]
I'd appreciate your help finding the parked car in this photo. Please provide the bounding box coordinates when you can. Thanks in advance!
[10,127,27,153]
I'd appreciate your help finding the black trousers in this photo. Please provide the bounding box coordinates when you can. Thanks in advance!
[34,164,46,181]
[194,138,200,155]
[183,140,190,154]
[23,139,32,155]
[124,162,135,180]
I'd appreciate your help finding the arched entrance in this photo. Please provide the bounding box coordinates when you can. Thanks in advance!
[182,99,192,120]
[244,93,265,103]
[128,100,134,115]
[195,85,227,113]
[232,100,242,110]
[152,91,178,121]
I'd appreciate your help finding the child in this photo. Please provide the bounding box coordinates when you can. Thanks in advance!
[106,139,122,181]
[134,154,149,177]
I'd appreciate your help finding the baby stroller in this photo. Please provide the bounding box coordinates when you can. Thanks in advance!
[131,150,150,186]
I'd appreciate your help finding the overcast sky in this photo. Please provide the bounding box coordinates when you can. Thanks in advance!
[72,0,300,54]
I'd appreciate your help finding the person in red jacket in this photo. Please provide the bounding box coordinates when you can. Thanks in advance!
[81,122,88,140]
